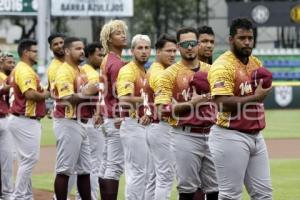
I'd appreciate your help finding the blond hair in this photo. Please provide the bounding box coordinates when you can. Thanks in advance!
[100,20,128,54]
[131,34,151,49]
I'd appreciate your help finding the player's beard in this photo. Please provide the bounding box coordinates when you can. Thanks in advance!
[3,68,12,76]
[30,58,37,65]
[182,53,197,61]
[232,43,252,58]
[135,56,148,66]
[72,54,84,65]
[53,50,64,59]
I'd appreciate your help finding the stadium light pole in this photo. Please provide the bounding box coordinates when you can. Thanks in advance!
[37,0,50,81]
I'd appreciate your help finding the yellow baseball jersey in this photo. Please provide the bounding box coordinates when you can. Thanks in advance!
[117,61,151,118]
[0,72,6,81]
[208,50,265,132]
[81,64,99,84]
[147,62,165,94]
[155,61,211,125]
[54,62,88,118]
[146,62,166,120]
[80,63,99,117]
[47,58,63,91]
[155,61,210,105]
[10,61,46,117]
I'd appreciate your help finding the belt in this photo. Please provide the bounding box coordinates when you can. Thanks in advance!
[0,114,7,118]
[71,118,89,124]
[179,125,211,134]
[225,126,260,134]
[12,113,41,121]
[151,119,168,124]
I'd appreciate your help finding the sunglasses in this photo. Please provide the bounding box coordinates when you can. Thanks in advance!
[178,40,198,48]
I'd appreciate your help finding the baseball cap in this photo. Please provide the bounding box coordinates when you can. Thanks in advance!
[190,71,210,94]
[251,67,272,89]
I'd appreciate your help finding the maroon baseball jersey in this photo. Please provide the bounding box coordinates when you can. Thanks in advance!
[156,61,214,127]
[116,61,153,118]
[209,51,265,133]
[9,62,46,118]
[0,72,9,116]
[101,52,127,118]
[54,62,90,119]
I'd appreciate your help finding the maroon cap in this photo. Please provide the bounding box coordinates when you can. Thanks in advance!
[251,67,272,89]
[190,71,210,94]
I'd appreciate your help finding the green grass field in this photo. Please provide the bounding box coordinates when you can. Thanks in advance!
[32,159,300,200]
[34,110,300,199]
[40,109,300,146]
[264,109,300,139]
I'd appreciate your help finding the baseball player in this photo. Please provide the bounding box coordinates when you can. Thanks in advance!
[116,34,152,200]
[47,33,65,97]
[208,18,273,200]
[195,25,215,200]
[47,33,82,200]
[79,42,106,200]
[98,20,128,200]
[7,39,50,200]
[155,27,219,200]
[145,33,177,200]
[0,52,15,200]
[53,37,92,200]
[197,26,215,64]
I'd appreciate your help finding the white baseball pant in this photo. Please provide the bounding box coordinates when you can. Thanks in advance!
[101,118,124,180]
[208,125,272,200]
[53,118,91,176]
[120,117,151,200]
[171,127,218,194]
[145,121,175,200]
[0,117,14,199]
[8,115,41,200]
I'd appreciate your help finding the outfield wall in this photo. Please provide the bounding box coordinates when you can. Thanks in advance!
[265,82,300,109]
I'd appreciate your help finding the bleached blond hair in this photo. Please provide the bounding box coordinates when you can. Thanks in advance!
[100,20,128,54]
[131,34,151,49]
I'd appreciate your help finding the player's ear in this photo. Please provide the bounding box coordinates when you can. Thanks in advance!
[156,49,161,56]
[229,36,233,44]
[65,48,70,56]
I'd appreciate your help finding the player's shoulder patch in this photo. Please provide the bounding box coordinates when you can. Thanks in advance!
[213,80,225,89]
[60,83,69,92]
[25,79,32,85]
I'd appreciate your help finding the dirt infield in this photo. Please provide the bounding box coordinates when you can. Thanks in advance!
[266,139,300,159]
[31,138,300,199]
[33,189,54,200]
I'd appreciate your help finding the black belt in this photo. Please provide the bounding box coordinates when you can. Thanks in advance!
[151,119,168,124]
[71,118,89,124]
[180,125,211,134]
[12,113,41,121]
[0,114,7,118]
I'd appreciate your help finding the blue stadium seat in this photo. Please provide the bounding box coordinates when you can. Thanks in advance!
[273,72,300,80]
[264,60,300,68]
[264,60,274,68]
